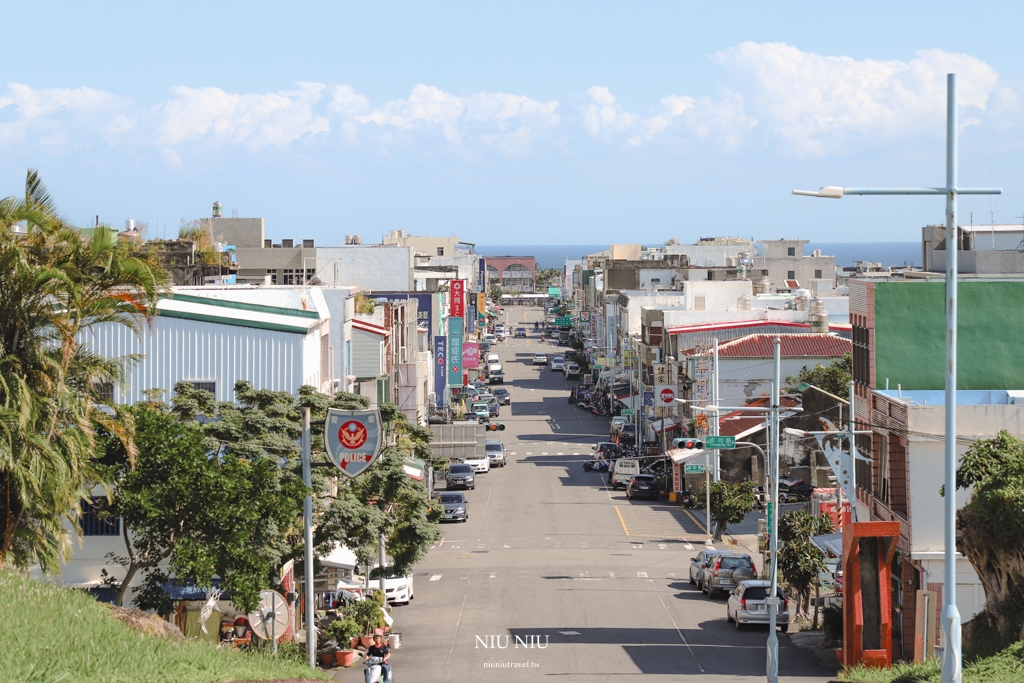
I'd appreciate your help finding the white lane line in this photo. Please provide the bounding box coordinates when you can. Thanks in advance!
[557,452,564,455]
[650,579,705,673]
[503,543,511,548]
[526,452,532,455]
[667,572,676,578]
[636,571,648,578]
[430,574,442,581]
[489,572,496,579]
[542,452,548,455]
[443,577,472,677]
[659,544,667,550]
[684,542,694,550]
[479,478,495,528]
[608,571,616,579]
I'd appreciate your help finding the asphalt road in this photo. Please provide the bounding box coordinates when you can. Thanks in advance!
[335,306,839,683]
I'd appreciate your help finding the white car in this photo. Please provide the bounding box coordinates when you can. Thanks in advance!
[463,454,491,473]
[370,569,415,606]
[533,353,548,365]
[550,356,565,372]
[486,441,507,467]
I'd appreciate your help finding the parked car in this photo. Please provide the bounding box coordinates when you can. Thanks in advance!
[533,353,548,365]
[446,463,476,490]
[626,473,658,500]
[592,442,619,458]
[702,553,757,598]
[550,356,565,372]
[485,441,507,467]
[480,340,491,353]
[493,387,511,405]
[689,549,724,588]
[727,580,789,632]
[564,362,581,379]
[368,567,416,605]
[435,492,469,522]
[464,453,491,474]
[611,458,640,489]
[514,327,527,338]
[616,423,637,446]
[610,416,628,437]
[472,402,491,422]
[479,394,500,416]
[778,476,813,502]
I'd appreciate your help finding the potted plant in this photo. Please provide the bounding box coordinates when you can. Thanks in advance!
[324,618,361,665]
[344,599,387,647]
[319,647,337,666]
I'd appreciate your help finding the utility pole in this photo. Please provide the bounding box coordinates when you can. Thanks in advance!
[302,408,315,669]
[712,338,720,482]
[766,338,781,683]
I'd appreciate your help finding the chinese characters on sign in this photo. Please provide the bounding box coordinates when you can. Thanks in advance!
[450,280,465,318]
[448,317,464,387]
[433,336,447,401]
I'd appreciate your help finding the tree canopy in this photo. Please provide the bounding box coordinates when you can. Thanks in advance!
[785,352,852,397]
[709,480,756,541]
[777,510,833,616]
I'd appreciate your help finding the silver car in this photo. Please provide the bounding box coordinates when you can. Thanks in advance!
[550,356,565,372]
[688,549,723,589]
[726,580,789,632]
[702,552,757,599]
[485,441,507,467]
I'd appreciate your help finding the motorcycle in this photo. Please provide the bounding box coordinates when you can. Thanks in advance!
[364,656,389,683]
[681,488,696,509]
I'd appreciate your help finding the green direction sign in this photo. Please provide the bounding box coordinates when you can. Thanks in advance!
[621,409,635,416]
[555,316,572,326]
[684,464,706,474]
[705,435,736,449]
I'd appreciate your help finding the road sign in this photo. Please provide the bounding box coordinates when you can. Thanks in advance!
[555,316,572,326]
[621,409,635,416]
[684,464,706,474]
[325,408,383,478]
[655,385,676,404]
[643,391,654,407]
[704,435,736,449]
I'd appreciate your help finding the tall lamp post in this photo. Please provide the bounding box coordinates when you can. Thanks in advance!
[792,73,1001,683]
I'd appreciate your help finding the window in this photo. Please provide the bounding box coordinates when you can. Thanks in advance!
[283,268,295,285]
[814,269,822,279]
[437,247,445,256]
[80,497,120,536]
[188,381,216,395]
[787,271,796,280]
[787,247,796,256]
[93,382,114,403]
[693,296,706,311]
[267,269,277,285]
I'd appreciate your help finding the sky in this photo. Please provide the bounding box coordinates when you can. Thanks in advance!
[3,1,1024,246]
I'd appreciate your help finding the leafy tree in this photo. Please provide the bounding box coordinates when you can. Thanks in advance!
[535,267,561,287]
[777,510,833,616]
[709,480,756,541]
[955,430,1024,653]
[0,170,166,571]
[785,352,852,397]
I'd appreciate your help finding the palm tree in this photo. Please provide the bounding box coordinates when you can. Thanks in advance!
[0,170,167,571]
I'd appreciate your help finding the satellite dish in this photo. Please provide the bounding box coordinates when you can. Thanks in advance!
[247,590,289,641]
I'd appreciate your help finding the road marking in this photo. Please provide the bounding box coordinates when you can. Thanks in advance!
[659,544,667,550]
[443,577,472,678]
[667,572,676,578]
[684,542,694,550]
[503,543,511,548]
[477,544,486,548]
[489,573,496,579]
[636,571,648,578]
[650,580,705,673]
[430,574,442,581]
[608,571,616,579]
[557,452,563,455]
[542,452,548,455]
[526,452,532,455]
[682,507,709,534]
[578,571,588,577]
[614,506,630,535]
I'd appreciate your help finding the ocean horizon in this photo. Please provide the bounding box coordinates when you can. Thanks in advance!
[476,242,920,270]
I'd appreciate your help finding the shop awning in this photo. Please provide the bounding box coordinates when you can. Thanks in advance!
[668,447,708,464]
[811,533,843,558]
[321,544,359,569]
[404,456,425,481]
[616,395,640,410]
[650,418,680,434]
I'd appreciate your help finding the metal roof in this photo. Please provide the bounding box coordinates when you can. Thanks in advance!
[708,333,851,359]
[959,224,1024,233]
[716,396,801,438]
[158,294,321,335]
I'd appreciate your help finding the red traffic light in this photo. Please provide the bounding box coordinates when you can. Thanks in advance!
[486,423,506,431]
[672,438,704,449]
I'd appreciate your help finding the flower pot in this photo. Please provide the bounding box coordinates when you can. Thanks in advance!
[350,637,359,649]
[359,635,375,648]
[319,652,335,666]
[335,650,357,667]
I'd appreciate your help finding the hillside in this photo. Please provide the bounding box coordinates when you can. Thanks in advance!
[0,569,327,683]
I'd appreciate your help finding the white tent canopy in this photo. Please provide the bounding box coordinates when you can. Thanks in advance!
[668,447,709,464]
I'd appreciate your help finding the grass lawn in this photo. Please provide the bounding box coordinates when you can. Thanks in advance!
[839,641,1024,683]
[0,569,328,683]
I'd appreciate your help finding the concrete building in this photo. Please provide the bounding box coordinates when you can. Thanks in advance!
[382,230,474,259]
[757,239,836,290]
[199,216,265,248]
[664,237,756,267]
[922,223,1024,274]
[484,256,536,293]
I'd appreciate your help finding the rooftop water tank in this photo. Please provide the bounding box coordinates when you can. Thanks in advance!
[213,201,223,218]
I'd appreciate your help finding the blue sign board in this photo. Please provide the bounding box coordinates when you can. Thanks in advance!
[447,318,464,387]
[643,391,655,407]
[467,305,476,334]
[477,258,487,292]
[433,336,447,403]
[374,292,434,336]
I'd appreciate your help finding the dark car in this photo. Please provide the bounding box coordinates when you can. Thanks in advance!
[435,492,468,522]
[702,552,757,599]
[514,327,527,338]
[626,474,658,500]
[493,387,511,405]
[617,423,637,446]
[445,463,476,490]
[689,549,724,588]
[778,476,813,503]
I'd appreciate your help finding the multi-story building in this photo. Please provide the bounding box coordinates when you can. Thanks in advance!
[922,223,1024,274]
[757,239,837,290]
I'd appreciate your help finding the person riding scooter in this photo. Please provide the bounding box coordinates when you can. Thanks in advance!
[366,631,392,682]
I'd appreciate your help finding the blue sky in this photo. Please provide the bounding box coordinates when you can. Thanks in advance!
[4,1,1024,246]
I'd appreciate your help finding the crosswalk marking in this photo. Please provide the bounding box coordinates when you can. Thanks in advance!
[636,571,648,578]
[430,574,442,581]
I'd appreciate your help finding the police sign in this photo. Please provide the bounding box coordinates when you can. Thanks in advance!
[325,408,383,479]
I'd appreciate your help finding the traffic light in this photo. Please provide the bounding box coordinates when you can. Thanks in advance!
[672,438,704,449]
[486,423,506,431]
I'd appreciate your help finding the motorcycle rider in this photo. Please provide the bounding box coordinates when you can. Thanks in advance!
[367,631,392,682]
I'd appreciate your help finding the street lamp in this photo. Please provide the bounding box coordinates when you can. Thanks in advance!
[792,73,1001,683]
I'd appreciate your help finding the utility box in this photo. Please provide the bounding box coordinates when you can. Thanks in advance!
[429,422,487,462]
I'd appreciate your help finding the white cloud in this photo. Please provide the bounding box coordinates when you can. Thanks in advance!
[155,82,330,149]
[582,86,637,135]
[712,42,1001,156]
[0,83,128,147]
[357,84,559,146]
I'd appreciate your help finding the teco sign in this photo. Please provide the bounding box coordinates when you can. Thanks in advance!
[450,280,465,318]
[655,384,676,404]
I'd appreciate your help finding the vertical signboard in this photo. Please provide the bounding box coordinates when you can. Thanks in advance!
[477,292,487,324]
[433,336,447,403]
[477,258,487,292]
[447,317,464,387]
[467,304,476,334]
[450,280,465,318]
[463,341,480,369]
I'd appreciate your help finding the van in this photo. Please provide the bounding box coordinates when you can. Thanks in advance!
[611,458,641,489]
[486,353,500,365]
[487,363,504,384]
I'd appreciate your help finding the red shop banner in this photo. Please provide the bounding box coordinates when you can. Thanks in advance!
[450,280,465,318]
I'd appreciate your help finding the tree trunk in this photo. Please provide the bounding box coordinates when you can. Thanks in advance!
[957,506,1024,638]
[813,580,820,629]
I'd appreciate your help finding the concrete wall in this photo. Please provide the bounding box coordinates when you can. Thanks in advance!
[234,245,414,290]
[664,241,754,266]
[199,217,265,248]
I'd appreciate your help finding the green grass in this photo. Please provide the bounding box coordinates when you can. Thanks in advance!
[839,641,1024,683]
[0,569,328,683]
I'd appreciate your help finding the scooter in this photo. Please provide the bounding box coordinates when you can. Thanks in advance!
[364,656,390,683]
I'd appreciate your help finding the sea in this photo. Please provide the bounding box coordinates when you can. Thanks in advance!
[475,242,920,270]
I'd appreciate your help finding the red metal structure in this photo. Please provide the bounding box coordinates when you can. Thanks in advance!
[839,519,901,668]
